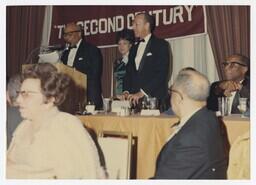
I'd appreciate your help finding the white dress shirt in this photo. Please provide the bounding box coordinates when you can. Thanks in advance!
[67,39,82,67]
[135,33,151,70]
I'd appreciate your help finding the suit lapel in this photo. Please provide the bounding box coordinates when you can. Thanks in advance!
[130,43,140,72]
[73,40,85,67]
[61,49,70,65]
[241,78,250,97]
[168,107,206,143]
[138,36,152,72]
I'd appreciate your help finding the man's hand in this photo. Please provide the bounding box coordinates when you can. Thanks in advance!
[218,80,242,96]
[128,92,145,105]
[116,91,129,100]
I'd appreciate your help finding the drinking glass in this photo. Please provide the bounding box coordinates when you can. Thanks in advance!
[238,98,247,118]
[218,97,229,116]
[145,97,157,110]
[103,98,111,113]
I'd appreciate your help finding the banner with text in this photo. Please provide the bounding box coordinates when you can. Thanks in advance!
[50,5,206,47]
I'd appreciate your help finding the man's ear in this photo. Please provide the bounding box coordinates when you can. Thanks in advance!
[242,66,248,75]
[145,22,150,31]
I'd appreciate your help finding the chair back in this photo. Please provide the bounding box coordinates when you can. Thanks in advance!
[98,131,132,179]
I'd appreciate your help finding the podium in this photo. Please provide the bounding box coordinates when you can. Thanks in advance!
[22,62,87,114]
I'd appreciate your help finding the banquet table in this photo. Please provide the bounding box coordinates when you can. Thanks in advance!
[78,113,249,179]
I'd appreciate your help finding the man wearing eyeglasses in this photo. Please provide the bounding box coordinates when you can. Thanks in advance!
[61,23,103,110]
[152,70,227,179]
[207,54,250,114]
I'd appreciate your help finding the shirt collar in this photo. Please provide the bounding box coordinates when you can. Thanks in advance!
[76,39,82,48]
[136,34,152,45]
[122,53,129,65]
[143,33,151,44]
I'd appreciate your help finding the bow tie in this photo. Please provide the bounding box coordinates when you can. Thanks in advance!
[69,45,77,49]
[137,39,145,44]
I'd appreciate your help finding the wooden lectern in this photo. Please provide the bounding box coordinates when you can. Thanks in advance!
[22,62,87,114]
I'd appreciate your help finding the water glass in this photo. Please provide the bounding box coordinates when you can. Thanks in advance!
[238,98,247,118]
[218,97,229,116]
[103,98,111,113]
[146,97,157,110]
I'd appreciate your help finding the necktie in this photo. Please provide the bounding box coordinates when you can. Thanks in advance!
[231,91,240,113]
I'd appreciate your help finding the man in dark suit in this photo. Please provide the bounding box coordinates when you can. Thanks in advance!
[61,23,103,109]
[207,54,250,114]
[152,70,227,179]
[122,13,170,110]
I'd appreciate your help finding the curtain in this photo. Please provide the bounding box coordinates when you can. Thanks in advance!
[6,6,45,77]
[40,6,53,47]
[167,34,219,85]
[206,6,250,80]
[99,34,219,98]
[100,47,119,98]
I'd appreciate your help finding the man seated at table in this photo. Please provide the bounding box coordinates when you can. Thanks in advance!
[152,70,227,179]
[163,67,196,115]
[207,54,250,114]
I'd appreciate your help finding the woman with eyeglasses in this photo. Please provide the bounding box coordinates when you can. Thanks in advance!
[7,63,105,179]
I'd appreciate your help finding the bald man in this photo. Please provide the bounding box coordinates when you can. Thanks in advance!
[122,13,170,111]
[207,54,250,114]
[152,70,227,179]
[61,23,103,109]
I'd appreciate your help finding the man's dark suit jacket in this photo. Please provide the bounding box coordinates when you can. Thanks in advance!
[61,39,103,109]
[153,107,228,179]
[207,77,250,113]
[123,35,170,110]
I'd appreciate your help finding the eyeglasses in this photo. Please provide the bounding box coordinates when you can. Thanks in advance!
[16,90,41,98]
[63,30,81,37]
[168,88,183,100]
[222,61,247,68]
